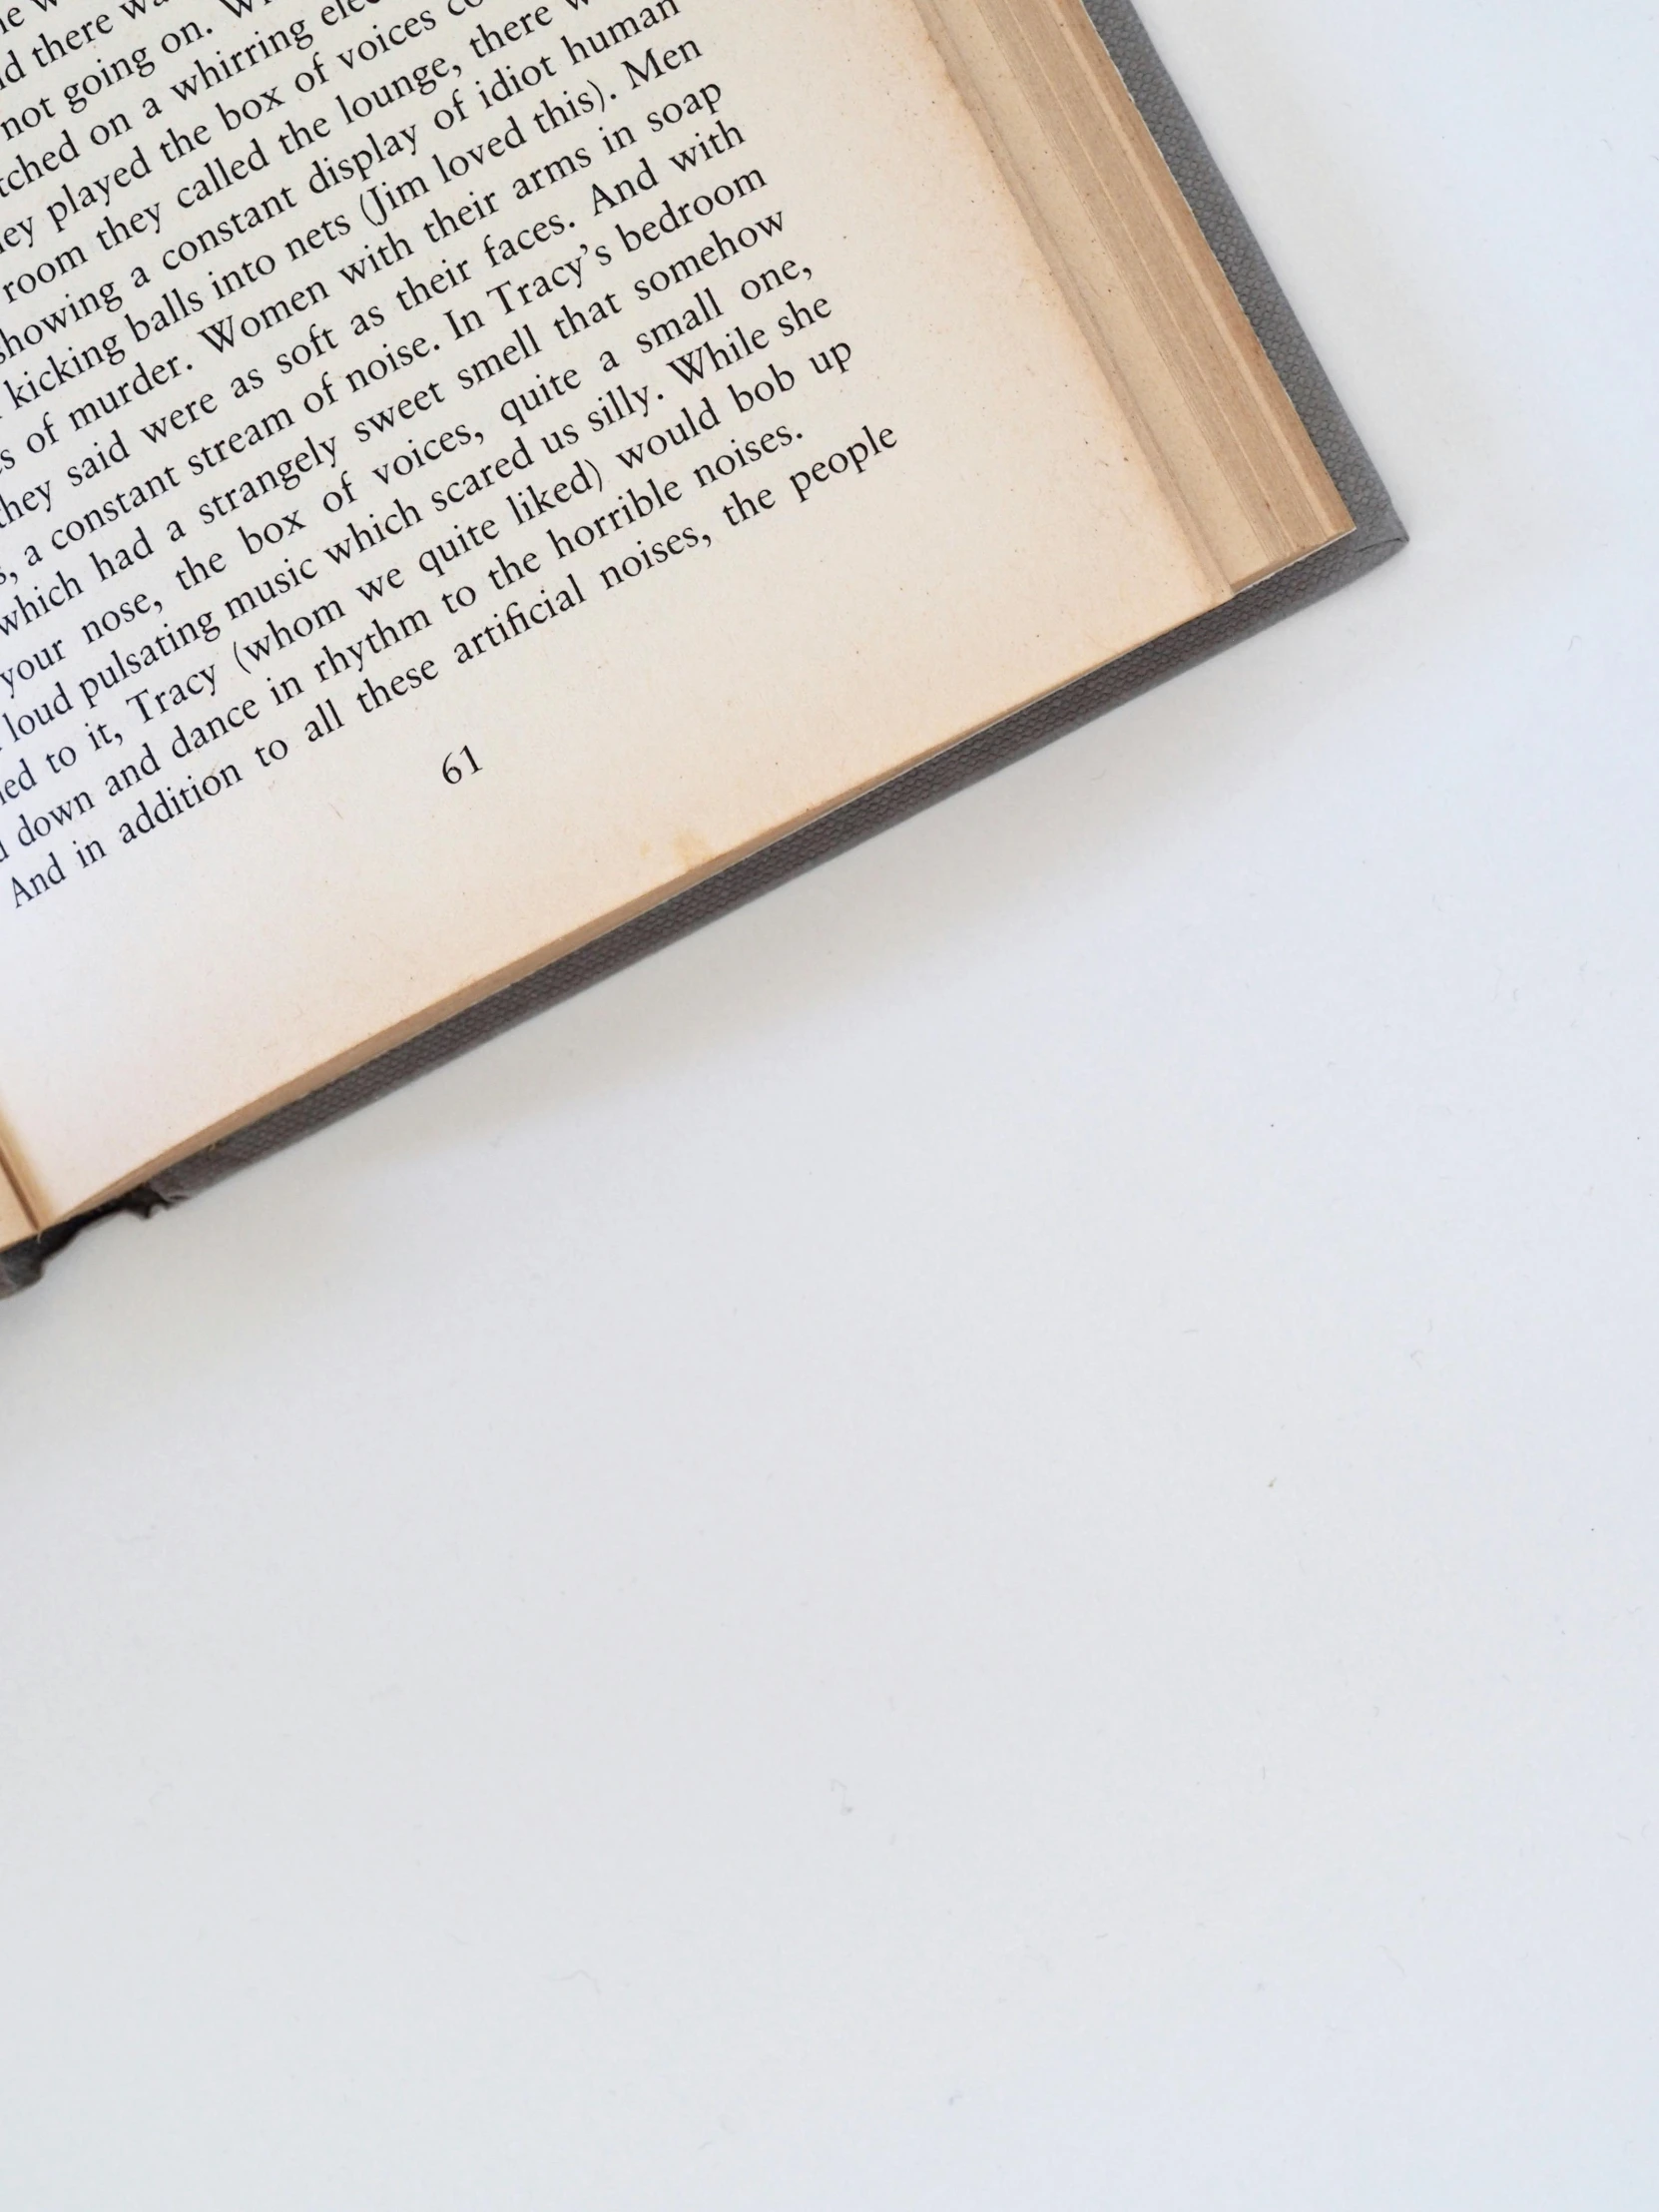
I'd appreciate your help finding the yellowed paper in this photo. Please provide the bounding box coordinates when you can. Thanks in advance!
[0,1157,34,1248]
[915,0,1352,583]
[0,0,1225,1224]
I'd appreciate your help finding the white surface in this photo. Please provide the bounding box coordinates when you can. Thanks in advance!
[3,1,1656,2202]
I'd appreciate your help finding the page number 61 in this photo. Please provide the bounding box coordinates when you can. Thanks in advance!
[442,746,482,786]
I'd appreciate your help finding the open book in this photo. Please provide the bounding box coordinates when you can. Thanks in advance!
[0,0,1400,1287]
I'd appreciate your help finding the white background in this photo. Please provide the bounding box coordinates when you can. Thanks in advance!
[4,0,1656,2202]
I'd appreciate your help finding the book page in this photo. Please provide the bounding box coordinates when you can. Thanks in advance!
[917,0,1352,585]
[0,0,1227,1229]
[0,1159,31,1248]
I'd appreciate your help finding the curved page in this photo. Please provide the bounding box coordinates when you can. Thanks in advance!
[0,0,1222,1224]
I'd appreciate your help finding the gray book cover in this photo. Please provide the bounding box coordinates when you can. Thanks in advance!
[1,0,1405,1297]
